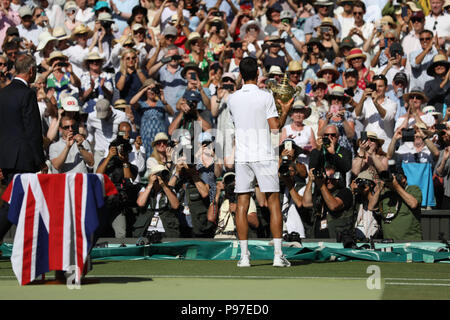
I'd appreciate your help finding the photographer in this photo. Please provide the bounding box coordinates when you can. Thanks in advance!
[352,131,388,179]
[208,172,259,239]
[168,155,214,238]
[350,170,381,240]
[302,165,354,239]
[309,124,352,180]
[96,121,139,244]
[368,167,423,241]
[136,164,180,238]
[259,35,291,74]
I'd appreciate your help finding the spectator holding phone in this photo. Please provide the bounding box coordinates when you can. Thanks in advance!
[130,78,174,158]
[317,18,339,63]
[260,35,291,73]
[352,131,388,179]
[380,42,406,94]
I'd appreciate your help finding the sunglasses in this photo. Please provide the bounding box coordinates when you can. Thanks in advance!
[411,18,423,23]
[420,37,431,41]
[0,62,6,66]
[62,125,76,130]
[155,140,168,146]
[323,133,337,137]
[126,56,137,60]
[353,11,364,15]
[409,94,423,100]
[385,37,395,41]
[289,71,301,75]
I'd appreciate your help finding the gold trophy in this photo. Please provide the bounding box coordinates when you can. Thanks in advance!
[267,73,302,116]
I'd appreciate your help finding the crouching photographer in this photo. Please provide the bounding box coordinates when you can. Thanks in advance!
[350,170,382,241]
[96,128,139,245]
[302,164,354,239]
[278,139,307,241]
[136,165,180,242]
[368,165,423,241]
[208,172,259,239]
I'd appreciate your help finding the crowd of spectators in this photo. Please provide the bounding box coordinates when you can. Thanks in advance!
[1,0,450,244]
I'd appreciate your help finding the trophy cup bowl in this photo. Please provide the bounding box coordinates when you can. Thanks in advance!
[268,73,301,116]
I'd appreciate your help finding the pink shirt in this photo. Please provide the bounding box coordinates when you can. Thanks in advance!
[0,9,21,46]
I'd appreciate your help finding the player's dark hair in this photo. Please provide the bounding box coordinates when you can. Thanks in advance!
[239,57,258,82]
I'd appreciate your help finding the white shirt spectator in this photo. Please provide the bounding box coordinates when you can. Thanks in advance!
[86,108,130,154]
[64,45,96,79]
[129,143,146,184]
[75,7,96,25]
[228,84,278,162]
[394,113,435,131]
[282,186,306,238]
[409,47,437,91]
[348,21,374,48]
[17,23,43,47]
[337,15,354,41]
[49,139,93,173]
[357,96,397,152]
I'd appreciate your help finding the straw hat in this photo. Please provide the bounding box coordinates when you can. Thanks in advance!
[291,99,311,118]
[113,99,129,110]
[364,131,385,146]
[185,32,203,51]
[346,48,367,61]
[83,51,105,69]
[326,86,351,103]
[316,63,340,81]
[319,17,338,35]
[406,1,422,12]
[64,1,78,12]
[151,132,169,147]
[70,24,94,40]
[97,12,114,22]
[181,62,202,79]
[427,54,450,77]
[46,51,68,65]
[287,60,302,72]
[402,87,428,102]
[53,27,70,41]
[36,31,57,51]
[313,0,334,6]
[379,15,395,27]
[268,65,283,75]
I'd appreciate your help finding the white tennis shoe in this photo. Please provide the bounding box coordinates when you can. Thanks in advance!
[273,254,291,267]
[237,254,251,267]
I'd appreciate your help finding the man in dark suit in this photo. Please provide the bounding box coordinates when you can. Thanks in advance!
[0,54,46,241]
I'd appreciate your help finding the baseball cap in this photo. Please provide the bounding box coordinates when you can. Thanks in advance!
[183,90,202,102]
[61,95,80,112]
[222,72,236,81]
[411,11,425,19]
[95,99,111,119]
[344,68,358,77]
[393,72,408,84]
[132,23,145,32]
[163,25,178,36]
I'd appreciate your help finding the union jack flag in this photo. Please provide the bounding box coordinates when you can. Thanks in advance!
[2,173,117,285]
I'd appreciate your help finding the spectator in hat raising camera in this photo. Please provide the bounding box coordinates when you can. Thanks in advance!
[275,10,305,61]
[386,71,409,121]
[424,54,450,114]
[303,0,341,43]
[352,131,388,179]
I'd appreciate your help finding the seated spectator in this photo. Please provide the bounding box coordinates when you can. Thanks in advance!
[275,10,305,62]
[184,32,212,84]
[49,111,94,173]
[34,31,57,71]
[260,35,291,73]
[318,87,355,156]
[302,37,325,80]
[80,51,113,113]
[355,74,397,152]
[130,78,174,157]
[387,123,440,209]
[208,172,259,239]
[352,131,388,179]
[53,27,71,52]
[17,5,41,49]
[41,51,81,108]
[0,54,11,89]
[64,24,96,79]
[346,48,374,90]
[309,124,353,179]
[347,1,373,49]
[302,164,354,239]
[146,132,173,174]
[409,30,437,91]
[395,88,435,131]
[281,100,317,170]
[0,0,20,46]
[350,170,381,240]
[136,164,181,238]
[379,42,406,94]
[424,54,450,114]
[63,1,81,32]
[316,63,340,91]
[368,167,422,241]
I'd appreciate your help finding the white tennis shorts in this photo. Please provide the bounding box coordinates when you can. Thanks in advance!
[234,160,279,193]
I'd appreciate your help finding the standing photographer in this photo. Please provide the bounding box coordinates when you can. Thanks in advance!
[302,164,354,239]
[96,121,139,244]
[136,164,180,238]
[368,167,423,241]
[207,172,259,239]
[259,35,291,73]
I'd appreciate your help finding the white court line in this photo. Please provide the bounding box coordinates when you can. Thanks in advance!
[386,282,450,287]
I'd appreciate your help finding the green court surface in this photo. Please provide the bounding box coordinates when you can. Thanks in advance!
[0,260,449,300]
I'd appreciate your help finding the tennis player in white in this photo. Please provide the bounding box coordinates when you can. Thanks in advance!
[228,57,290,267]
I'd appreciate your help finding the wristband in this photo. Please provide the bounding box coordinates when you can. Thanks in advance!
[123,163,130,168]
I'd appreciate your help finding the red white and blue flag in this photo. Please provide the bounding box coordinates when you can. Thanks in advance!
[2,173,117,285]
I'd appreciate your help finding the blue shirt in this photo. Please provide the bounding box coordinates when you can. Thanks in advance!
[158,65,187,110]
[386,90,406,121]
[409,48,437,91]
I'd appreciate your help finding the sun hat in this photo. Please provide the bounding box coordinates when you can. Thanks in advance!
[326,86,351,103]
[151,132,169,147]
[37,31,57,51]
[97,12,114,22]
[422,105,443,121]
[183,90,202,102]
[162,25,178,37]
[268,65,283,75]
[287,60,302,72]
[240,20,266,40]
[393,72,408,85]
[406,1,422,11]
[380,15,395,27]
[185,32,202,51]
[181,62,202,79]
[316,63,340,81]
[340,37,356,50]
[94,1,110,12]
[18,5,33,18]
[95,99,111,119]
[149,164,169,175]
[46,51,68,65]
[356,170,376,183]
[319,17,338,35]
[291,99,311,118]
[61,95,80,112]
[222,72,236,81]
[402,87,428,102]
[64,1,78,12]
[132,23,146,32]
[313,0,334,6]
[346,48,367,61]
[427,54,450,77]
[53,26,70,41]
[83,51,105,69]
[280,10,294,20]
[113,99,129,110]
[70,24,94,40]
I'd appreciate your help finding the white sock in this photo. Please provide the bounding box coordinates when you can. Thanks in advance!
[273,238,283,256]
[239,240,249,256]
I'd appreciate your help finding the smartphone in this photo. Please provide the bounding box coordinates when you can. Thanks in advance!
[367,83,377,91]
[384,38,388,48]
[360,131,368,141]
[222,83,235,91]
[401,6,408,18]
[191,73,197,80]
[284,140,293,151]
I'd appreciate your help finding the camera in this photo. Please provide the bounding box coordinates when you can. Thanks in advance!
[110,133,132,157]
[379,159,402,182]
[322,136,331,147]
[313,168,324,179]
[210,22,223,31]
[212,11,222,17]
[57,62,68,68]
[100,20,112,29]
[230,42,242,49]
[223,174,236,202]
[367,83,377,91]
[283,232,302,244]
[320,26,330,34]
[222,83,235,91]
[151,84,161,95]
[167,140,177,148]
[344,87,354,97]
[155,169,170,181]
[401,128,415,142]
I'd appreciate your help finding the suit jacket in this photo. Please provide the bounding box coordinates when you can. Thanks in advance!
[0,78,44,172]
